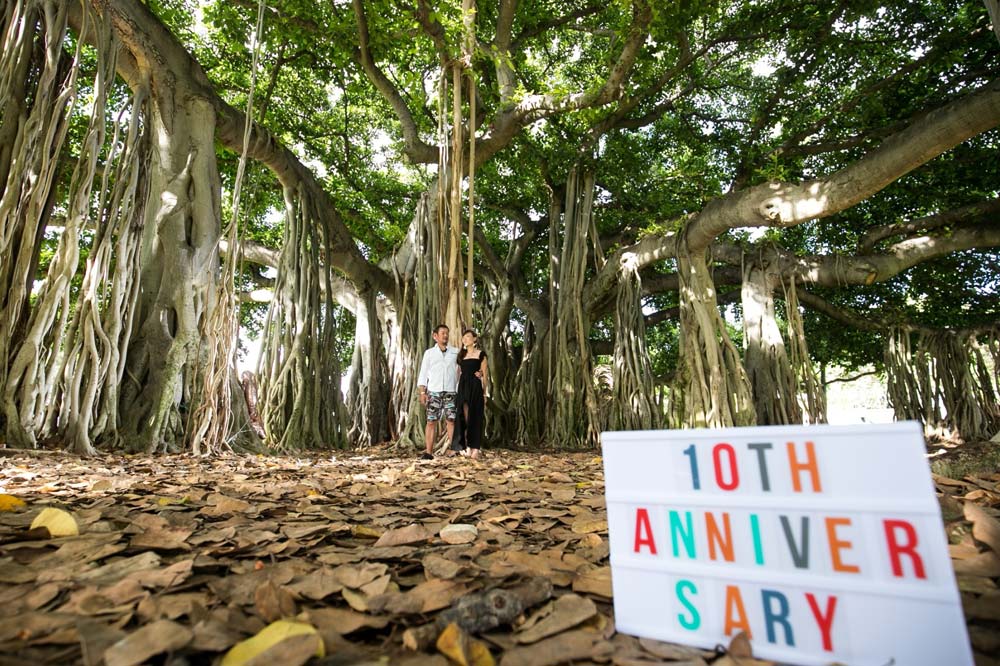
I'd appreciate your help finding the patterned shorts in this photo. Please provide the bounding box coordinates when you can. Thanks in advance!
[426,391,457,422]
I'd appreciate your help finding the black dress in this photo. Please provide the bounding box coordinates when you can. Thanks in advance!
[451,353,487,451]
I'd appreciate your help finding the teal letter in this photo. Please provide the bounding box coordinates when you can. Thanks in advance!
[762,589,795,646]
[669,510,696,559]
[676,580,700,630]
[750,514,765,565]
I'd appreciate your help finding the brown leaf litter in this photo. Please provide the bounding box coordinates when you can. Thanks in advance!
[0,450,996,665]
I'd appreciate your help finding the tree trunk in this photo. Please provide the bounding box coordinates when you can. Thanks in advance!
[741,265,800,425]
[348,289,390,447]
[118,90,221,453]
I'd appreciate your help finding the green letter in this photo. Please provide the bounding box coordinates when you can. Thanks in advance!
[676,579,701,630]
[669,510,697,559]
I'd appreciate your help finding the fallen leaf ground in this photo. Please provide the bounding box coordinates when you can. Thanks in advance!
[0,448,998,666]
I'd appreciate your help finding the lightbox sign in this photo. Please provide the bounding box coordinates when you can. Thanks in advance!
[601,422,972,666]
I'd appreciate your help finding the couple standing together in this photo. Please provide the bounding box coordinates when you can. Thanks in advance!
[417,325,488,460]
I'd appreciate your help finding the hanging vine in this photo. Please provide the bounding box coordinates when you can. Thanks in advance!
[0,0,76,423]
[257,185,347,451]
[388,193,442,449]
[782,279,827,424]
[885,326,1000,441]
[610,253,659,431]
[546,167,601,449]
[672,242,754,428]
[48,73,149,455]
[188,0,265,455]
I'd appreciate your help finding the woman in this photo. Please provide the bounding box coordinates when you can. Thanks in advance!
[450,329,488,459]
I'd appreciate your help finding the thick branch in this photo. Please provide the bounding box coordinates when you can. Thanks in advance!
[710,221,1000,287]
[511,4,604,49]
[474,0,652,165]
[858,197,1000,253]
[353,0,438,164]
[684,78,1000,252]
[220,240,362,312]
[494,0,518,103]
[985,0,1000,44]
[84,0,393,296]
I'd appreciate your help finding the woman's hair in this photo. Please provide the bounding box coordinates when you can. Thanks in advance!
[457,329,479,362]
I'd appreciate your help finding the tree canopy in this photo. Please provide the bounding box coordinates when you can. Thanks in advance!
[0,0,998,454]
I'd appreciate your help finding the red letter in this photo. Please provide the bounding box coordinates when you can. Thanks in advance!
[634,508,657,554]
[713,443,740,490]
[787,441,822,493]
[825,517,860,574]
[723,585,752,638]
[706,512,735,562]
[883,519,926,579]
[805,593,838,652]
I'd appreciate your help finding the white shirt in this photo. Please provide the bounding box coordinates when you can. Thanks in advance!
[417,345,459,393]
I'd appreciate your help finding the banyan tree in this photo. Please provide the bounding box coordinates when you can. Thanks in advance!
[1,0,999,455]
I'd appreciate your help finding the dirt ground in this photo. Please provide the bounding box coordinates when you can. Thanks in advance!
[0,446,998,665]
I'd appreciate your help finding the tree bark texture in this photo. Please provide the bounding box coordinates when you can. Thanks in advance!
[741,265,800,425]
[546,168,601,449]
[673,244,754,429]
[610,253,659,431]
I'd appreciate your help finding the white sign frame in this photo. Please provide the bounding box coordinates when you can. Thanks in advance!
[601,422,973,666]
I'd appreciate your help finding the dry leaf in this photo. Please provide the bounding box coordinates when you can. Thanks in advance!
[570,519,607,535]
[305,607,390,635]
[953,551,1000,577]
[713,657,775,666]
[440,523,478,544]
[965,502,1000,553]
[78,619,126,666]
[0,494,26,512]
[342,587,371,612]
[254,580,297,622]
[374,523,434,547]
[572,567,612,598]
[30,507,79,537]
[221,620,324,666]
[422,554,465,580]
[728,630,753,658]
[243,632,323,666]
[436,622,495,666]
[333,562,388,589]
[287,567,343,600]
[516,594,597,644]
[502,628,603,666]
[638,637,712,660]
[103,619,193,666]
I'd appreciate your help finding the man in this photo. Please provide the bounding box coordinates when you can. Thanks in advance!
[416,324,459,460]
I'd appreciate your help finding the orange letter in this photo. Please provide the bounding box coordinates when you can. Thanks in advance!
[787,441,822,493]
[706,512,735,562]
[634,508,657,554]
[723,585,752,638]
[884,519,926,579]
[825,517,860,574]
[805,593,838,652]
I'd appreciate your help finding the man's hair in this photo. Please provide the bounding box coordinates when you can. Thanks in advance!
[433,324,449,334]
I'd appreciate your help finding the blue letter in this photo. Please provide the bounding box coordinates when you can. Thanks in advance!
[762,589,795,646]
